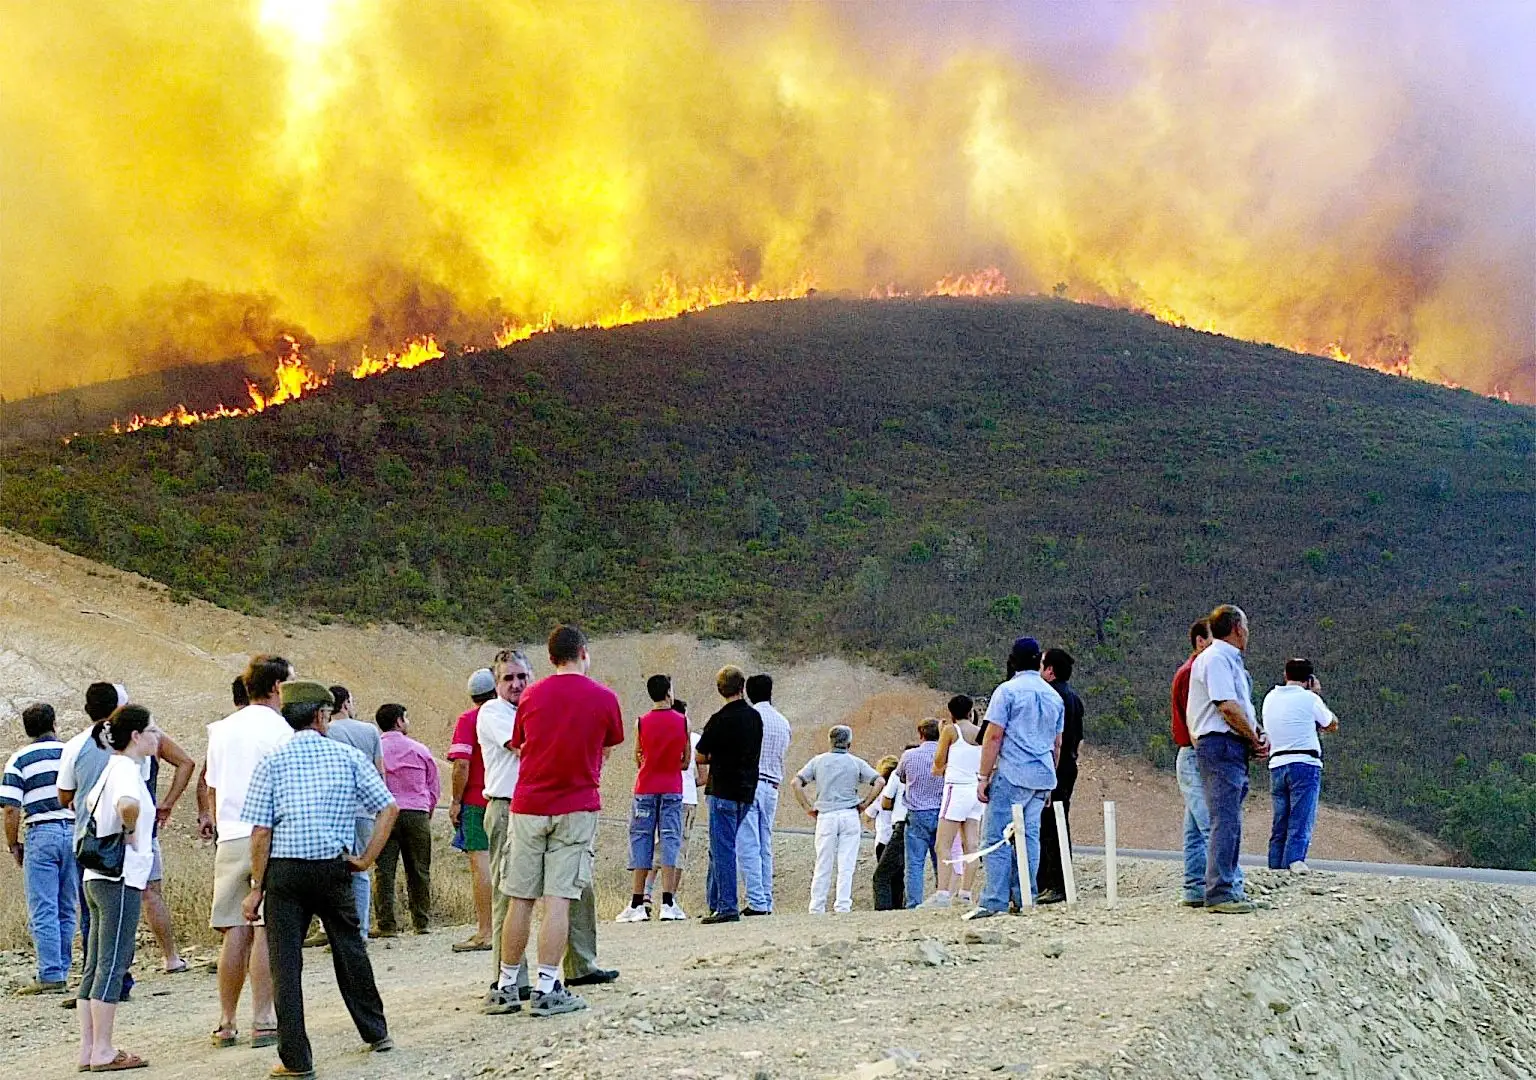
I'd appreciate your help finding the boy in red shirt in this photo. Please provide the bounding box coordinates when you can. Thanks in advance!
[447,669,496,951]
[495,626,624,1017]
[616,676,691,924]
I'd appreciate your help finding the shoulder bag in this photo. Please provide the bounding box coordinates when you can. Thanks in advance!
[75,760,126,878]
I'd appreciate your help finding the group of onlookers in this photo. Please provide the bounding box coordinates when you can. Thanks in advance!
[1172,605,1339,913]
[2,608,1342,1074]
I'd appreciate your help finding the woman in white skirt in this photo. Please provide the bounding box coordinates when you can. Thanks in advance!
[925,696,983,907]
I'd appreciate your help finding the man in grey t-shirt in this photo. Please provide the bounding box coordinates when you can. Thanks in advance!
[325,686,385,938]
[792,726,882,914]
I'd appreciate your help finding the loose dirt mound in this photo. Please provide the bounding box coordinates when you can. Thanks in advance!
[1,857,1530,1078]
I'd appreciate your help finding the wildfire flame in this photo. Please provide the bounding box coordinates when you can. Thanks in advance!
[110,275,813,434]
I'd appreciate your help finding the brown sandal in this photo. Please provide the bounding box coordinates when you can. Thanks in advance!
[90,1050,148,1072]
[251,1027,279,1048]
[211,1027,239,1048]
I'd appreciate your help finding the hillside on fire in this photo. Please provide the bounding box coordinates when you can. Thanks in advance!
[1,298,1531,866]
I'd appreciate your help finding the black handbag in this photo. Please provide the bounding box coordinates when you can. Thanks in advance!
[75,767,126,878]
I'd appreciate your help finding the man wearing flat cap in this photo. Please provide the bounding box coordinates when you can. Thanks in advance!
[968,637,1065,919]
[241,680,400,1079]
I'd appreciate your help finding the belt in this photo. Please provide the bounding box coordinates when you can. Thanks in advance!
[759,777,780,788]
[1270,748,1322,761]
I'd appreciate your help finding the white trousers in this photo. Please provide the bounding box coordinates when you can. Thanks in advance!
[810,808,862,913]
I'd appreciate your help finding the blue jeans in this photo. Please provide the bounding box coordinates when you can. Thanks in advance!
[902,808,940,908]
[1269,763,1322,869]
[23,821,77,983]
[1196,733,1251,904]
[629,793,685,869]
[352,817,372,939]
[1176,746,1209,901]
[736,779,780,911]
[706,796,751,916]
[978,776,1049,912]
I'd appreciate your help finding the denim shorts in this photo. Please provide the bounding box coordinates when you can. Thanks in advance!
[628,793,684,870]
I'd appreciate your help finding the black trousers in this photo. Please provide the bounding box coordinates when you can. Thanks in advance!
[375,809,432,932]
[1035,796,1072,895]
[872,821,907,910]
[267,858,389,1072]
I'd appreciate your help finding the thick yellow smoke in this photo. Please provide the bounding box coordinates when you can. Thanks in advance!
[1,0,1530,401]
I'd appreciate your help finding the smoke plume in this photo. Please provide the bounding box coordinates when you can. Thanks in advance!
[1,0,1531,401]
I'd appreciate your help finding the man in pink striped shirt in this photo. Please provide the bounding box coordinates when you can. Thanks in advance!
[374,704,440,936]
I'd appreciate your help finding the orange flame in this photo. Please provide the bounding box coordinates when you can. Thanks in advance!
[926,268,1011,297]
[110,275,813,434]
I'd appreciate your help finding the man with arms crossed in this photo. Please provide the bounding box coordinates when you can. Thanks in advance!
[204,655,292,1049]
[737,673,790,916]
[494,626,624,1016]
[1188,605,1266,914]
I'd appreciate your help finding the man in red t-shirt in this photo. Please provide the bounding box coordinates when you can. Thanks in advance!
[616,675,691,924]
[495,626,623,1018]
[447,669,496,952]
[1171,617,1216,906]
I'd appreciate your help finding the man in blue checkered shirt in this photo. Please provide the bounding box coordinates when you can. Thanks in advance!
[241,681,399,1079]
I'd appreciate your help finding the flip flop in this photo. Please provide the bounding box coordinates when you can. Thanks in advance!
[90,1050,148,1072]
[252,1027,280,1048]
[164,960,190,974]
[210,1027,239,1048]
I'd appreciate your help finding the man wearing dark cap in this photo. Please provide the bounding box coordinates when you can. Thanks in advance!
[969,637,1064,919]
[241,681,399,1078]
[1261,659,1338,871]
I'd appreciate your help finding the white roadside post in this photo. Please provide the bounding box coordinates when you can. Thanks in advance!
[1104,800,1118,907]
[1011,804,1032,908]
[1053,800,1077,904]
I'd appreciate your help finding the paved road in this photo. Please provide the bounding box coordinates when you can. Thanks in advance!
[1071,845,1536,887]
[601,817,1535,887]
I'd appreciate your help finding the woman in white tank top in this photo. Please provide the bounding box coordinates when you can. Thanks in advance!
[927,695,983,905]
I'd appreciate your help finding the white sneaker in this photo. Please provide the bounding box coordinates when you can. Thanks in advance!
[615,904,649,923]
[1288,861,1310,874]
[923,892,952,908]
[659,902,687,921]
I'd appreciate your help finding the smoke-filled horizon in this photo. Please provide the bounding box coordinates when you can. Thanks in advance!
[2,0,1532,401]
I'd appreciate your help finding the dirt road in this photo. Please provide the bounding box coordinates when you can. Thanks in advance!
[1,856,1531,1079]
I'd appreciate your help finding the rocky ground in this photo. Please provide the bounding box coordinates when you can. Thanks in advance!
[1,857,1531,1080]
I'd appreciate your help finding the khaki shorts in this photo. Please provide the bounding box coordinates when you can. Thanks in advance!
[503,811,597,901]
[210,836,260,928]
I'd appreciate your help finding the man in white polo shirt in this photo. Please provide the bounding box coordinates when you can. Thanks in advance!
[1262,659,1338,872]
[1188,605,1268,914]
[479,648,532,1010]
[204,655,292,1049]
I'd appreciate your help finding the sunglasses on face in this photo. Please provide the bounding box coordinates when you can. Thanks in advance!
[502,672,531,683]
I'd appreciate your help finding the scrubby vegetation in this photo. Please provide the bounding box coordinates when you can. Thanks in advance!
[2,298,1531,866]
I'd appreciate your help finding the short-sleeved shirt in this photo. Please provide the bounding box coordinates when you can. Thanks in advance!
[1170,656,1197,748]
[696,699,764,804]
[1188,640,1254,740]
[752,701,793,784]
[83,755,156,890]
[896,741,944,812]
[206,705,293,842]
[448,706,488,809]
[510,673,624,817]
[880,771,907,824]
[1048,679,1085,801]
[0,737,72,827]
[477,698,520,800]
[242,730,394,860]
[635,708,688,796]
[1262,685,1338,770]
[796,749,880,812]
[58,727,113,840]
[984,671,1065,791]
[327,717,382,767]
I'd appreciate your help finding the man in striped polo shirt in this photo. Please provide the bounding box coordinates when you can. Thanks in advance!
[1,703,77,994]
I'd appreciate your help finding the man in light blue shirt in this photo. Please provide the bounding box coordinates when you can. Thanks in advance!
[968,637,1063,918]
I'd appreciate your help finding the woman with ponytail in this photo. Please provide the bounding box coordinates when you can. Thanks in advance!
[76,704,159,1072]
